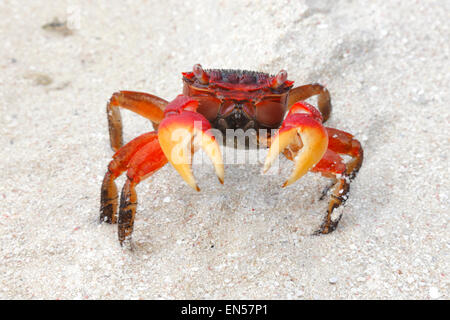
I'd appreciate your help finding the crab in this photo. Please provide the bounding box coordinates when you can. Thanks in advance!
[100,64,364,245]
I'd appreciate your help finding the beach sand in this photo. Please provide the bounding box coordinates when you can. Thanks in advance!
[0,0,448,299]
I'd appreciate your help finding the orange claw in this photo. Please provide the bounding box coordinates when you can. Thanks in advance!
[158,95,224,191]
[263,102,328,187]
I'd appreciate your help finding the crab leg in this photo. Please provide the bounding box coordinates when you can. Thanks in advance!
[107,91,168,151]
[324,128,364,180]
[158,95,224,191]
[263,101,363,234]
[100,131,162,224]
[288,83,332,122]
[101,130,168,244]
[263,102,329,187]
[311,128,364,234]
[117,137,168,244]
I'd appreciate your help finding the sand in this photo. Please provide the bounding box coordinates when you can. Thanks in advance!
[0,0,448,299]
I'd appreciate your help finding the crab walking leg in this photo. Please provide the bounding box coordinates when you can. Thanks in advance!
[107,91,168,151]
[311,128,364,234]
[326,128,364,180]
[100,131,160,224]
[118,137,168,244]
[310,149,348,234]
[158,95,224,191]
[263,112,328,187]
[288,84,332,122]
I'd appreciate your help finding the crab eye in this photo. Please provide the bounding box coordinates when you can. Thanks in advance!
[255,98,285,127]
[270,70,288,89]
[194,95,221,121]
[193,64,210,84]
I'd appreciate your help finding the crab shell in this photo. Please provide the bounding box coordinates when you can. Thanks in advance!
[181,65,295,131]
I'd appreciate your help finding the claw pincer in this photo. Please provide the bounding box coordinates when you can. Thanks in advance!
[264,101,329,187]
[158,95,224,191]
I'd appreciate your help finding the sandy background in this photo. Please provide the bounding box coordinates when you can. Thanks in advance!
[0,0,448,299]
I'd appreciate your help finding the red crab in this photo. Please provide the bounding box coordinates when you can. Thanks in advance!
[100,64,363,245]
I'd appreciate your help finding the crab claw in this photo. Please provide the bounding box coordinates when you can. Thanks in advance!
[158,96,223,191]
[263,112,328,187]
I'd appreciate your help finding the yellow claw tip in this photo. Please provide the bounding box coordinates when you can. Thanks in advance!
[263,156,276,174]
[264,119,328,188]
[158,113,224,191]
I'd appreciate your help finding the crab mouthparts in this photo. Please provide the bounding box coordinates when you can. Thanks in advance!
[222,104,254,129]
[232,108,243,120]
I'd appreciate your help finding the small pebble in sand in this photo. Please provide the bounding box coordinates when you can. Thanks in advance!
[24,72,53,86]
[42,18,73,36]
[329,277,338,284]
[357,277,366,282]
[163,196,171,203]
[295,289,304,297]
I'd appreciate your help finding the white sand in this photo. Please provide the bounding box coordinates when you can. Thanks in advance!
[0,0,448,299]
